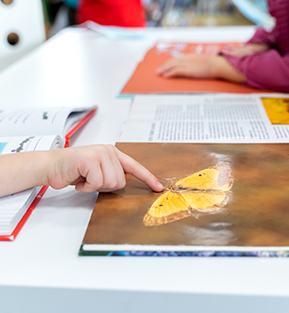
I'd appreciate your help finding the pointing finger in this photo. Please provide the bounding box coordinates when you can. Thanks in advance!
[116,148,164,192]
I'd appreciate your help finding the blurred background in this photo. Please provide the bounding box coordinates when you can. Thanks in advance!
[44,0,269,34]
[0,0,271,71]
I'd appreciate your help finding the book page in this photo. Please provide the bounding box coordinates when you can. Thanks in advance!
[119,95,289,143]
[81,142,289,256]
[0,106,94,138]
[0,135,63,154]
[0,135,63,235]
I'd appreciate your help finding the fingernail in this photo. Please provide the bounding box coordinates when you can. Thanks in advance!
[157,182,164,190]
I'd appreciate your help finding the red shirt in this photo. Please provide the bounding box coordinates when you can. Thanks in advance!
[77,0,145,27]
[222,0,289,93]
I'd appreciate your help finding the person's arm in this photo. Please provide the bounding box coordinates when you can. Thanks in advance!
[156,54,246,83]
[246,27,277,48]
[156,15,278,82]
[222,43,270,58]
[0,145,164,198]
[223,50,289,93]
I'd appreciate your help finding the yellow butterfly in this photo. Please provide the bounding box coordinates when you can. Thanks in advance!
[143,164,233,226]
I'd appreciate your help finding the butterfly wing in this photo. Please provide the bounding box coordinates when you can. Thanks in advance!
[143,191,192,226]
[143,190,228,226]
[175,164,233,191]
[182,190,228,212]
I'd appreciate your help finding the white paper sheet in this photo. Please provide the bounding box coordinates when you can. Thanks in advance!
[119,95,289,143]
[0,106,94,138]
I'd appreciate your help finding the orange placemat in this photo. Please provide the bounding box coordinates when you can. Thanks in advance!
[121,42,271,95]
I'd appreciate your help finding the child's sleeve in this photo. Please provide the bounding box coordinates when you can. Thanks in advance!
[222,50,289,93]
[246,27,278,47]
[220,26,287,93]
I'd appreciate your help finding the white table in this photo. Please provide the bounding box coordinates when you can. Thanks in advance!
[0,25,288,313]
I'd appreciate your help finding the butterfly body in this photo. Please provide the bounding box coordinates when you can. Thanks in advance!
[143,164,233,227]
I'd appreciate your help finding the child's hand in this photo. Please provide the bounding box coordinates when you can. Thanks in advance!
[46,145,164,193]
[156,54,215,79]
[156,53,246,84]
[223,43,270,57]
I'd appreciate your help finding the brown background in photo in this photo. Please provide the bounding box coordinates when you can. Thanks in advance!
[82,143,289,247]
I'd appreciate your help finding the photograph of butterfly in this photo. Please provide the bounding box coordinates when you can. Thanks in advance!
[143,164,233,226]
[261,98,289,124]
[80,142,289,255]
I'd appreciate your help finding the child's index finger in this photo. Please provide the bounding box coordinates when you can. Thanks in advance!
[116,149,164,192]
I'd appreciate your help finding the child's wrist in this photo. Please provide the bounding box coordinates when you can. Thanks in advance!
[211,55,246,83]
[208,55,223,78]
[40,150,58,187]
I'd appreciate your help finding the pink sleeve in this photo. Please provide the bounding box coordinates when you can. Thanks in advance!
[222,50,289,93]
[246,27,277,47]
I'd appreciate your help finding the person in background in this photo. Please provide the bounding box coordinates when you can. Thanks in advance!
[77,0,146,27]
[157,0,289,93]
[0,145,164,198]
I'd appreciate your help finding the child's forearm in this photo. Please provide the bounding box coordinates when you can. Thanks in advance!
[0,145,164,198]
[210,55,246,83]
[157,53,247,83]
[0,151,50,197]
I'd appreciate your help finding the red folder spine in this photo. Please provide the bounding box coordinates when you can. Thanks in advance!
[64,108,97,148]
[0,186,48,241]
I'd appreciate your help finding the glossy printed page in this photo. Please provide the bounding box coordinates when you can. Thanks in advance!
[81,142,289,253]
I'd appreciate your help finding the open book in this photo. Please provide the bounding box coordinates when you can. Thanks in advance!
[0,105,97,241]
[79,95,289,257]
[80,141,289,257]
[119,95,289,143]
